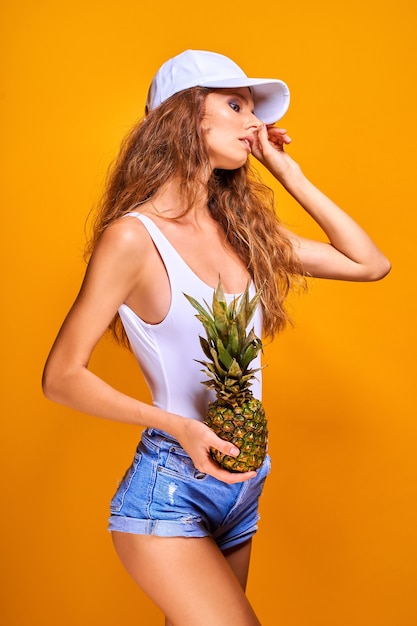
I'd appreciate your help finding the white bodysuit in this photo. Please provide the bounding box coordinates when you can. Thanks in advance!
[118,213,263,422]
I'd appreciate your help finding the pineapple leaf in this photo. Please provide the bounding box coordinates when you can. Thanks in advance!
[215,338,234,370]
[236,284,250,321]
[240,334,263,370]
[246,290,263,327]
[184,292,212,317]
[209,347,229,377]
[199,336,213,361]
[236,285,250,345]
[212,282,228,338]
[227,359,243,378]
[227,320,239,358]
[240,344,257,371]
[214,279,227,307]
[184,293,219,342]
[194,313,213,334]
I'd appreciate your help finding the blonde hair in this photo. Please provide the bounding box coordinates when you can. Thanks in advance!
[87,87,305,341]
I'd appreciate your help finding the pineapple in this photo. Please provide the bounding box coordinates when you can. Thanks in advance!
[185,280,268,472]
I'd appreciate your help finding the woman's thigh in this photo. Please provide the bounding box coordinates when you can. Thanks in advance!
[112,532,261,626]
[223,538,253,591]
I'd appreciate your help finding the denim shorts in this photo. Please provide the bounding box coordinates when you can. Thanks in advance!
[108,428,271,551]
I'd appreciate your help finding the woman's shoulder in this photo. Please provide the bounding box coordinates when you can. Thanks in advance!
[85,214,156,286]
[95,213,152,257]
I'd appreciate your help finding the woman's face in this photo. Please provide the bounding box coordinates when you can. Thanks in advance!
[202,88,262,170]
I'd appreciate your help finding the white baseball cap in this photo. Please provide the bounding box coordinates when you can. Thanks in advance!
[146,49,290,124]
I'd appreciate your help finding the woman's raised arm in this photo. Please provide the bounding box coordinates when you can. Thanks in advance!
[252,124,391,281]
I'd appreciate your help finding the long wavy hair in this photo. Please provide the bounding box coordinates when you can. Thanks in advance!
[86,87,306,342]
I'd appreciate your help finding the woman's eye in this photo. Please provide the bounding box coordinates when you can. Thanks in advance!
[229,102,240,112]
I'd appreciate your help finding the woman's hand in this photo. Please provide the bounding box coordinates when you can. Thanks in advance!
[251,124,296,181]
[172,417,257,484]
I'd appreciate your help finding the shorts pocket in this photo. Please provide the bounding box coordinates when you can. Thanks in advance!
[157,445,205,481]
[110,450,142,513]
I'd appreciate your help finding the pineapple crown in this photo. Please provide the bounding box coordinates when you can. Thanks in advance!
[184,279,264,405]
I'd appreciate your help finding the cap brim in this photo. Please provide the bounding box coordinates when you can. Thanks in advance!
[198,77,290,124]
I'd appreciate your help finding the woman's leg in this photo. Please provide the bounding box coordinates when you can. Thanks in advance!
[223,538,253,590]
[164,539,254,626]
[112,532,260,626]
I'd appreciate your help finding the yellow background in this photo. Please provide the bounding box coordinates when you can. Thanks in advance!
[1,1,416,624]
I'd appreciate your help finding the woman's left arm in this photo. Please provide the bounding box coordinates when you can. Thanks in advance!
[252,124,391,281]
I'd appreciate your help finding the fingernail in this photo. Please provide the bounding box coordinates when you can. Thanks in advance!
[230,446,239,456]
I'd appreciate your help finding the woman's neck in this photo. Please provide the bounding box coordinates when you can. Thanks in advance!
[145,177,210,223]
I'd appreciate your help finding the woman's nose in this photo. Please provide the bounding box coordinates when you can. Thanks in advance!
[245,112,262,130]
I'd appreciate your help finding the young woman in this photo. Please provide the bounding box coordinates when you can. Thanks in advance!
[42,50,390,625]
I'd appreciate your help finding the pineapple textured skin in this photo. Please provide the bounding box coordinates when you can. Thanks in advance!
[206,399,268,472]
[185,280,268,472]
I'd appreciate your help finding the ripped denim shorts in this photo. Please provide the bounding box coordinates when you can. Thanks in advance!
[108,427,271,551]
